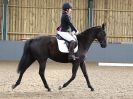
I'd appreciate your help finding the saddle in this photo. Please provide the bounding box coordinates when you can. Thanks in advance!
[56,34,78,53]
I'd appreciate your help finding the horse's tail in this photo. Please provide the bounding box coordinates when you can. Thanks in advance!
[17,39,34,73]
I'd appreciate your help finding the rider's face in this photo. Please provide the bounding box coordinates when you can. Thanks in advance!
[68,8,72,14]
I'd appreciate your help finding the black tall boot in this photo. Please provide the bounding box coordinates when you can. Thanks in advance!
[68,41,78,60]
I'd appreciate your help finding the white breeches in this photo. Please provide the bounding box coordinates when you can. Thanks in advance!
[57,31,77,42]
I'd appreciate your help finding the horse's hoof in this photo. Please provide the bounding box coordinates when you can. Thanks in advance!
[58,86,63,90]
[12,85,15,89]
[48,89,52,92]
[90,88,94,91]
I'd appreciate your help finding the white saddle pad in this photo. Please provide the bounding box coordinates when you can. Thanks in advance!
[56,38,78,53]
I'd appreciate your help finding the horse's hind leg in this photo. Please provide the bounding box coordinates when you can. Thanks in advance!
[80,61,94,91]
[38,59,51,91]
[12,55,35,89]
[59,61,79,90]
[12,71,24,89]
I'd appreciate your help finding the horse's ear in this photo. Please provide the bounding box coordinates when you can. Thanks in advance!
[102,23,106,30]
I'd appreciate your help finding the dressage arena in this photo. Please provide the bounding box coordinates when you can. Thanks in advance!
[0,61,133,99]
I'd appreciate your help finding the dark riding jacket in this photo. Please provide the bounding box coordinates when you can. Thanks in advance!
[59,12,77,32]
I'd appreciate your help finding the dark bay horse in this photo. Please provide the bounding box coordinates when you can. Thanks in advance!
[12,23,107,91]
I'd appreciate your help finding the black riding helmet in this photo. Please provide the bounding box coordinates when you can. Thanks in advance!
[62,3,72,11]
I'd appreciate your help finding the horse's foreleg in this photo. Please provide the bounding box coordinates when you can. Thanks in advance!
[80,61,94,91]
[39,60,51,91]
[59,62,79,90]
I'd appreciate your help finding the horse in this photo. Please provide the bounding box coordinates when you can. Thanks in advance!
[12,23,107,92]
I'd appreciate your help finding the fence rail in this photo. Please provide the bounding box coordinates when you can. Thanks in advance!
[8,32,39,41]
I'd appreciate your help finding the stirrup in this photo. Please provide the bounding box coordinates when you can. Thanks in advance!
[68,55,79,60]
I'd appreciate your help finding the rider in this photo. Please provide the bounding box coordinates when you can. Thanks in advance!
[57,2,79,60]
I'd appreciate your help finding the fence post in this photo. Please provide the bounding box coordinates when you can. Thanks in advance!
[2,0,8,40]
[88,0,93,27]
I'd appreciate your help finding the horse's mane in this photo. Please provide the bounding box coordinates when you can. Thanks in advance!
[77,26,102,38]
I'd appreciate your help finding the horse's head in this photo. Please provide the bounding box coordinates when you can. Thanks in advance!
[95,23,107,48]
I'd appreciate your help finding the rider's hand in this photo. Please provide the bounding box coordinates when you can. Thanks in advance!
[71,31,76,35]
[76,30,79,34]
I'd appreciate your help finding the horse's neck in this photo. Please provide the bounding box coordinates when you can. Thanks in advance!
[78,32,95,51]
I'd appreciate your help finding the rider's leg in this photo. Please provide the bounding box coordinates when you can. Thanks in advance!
[68,40,78,60]
[57,31,78,60]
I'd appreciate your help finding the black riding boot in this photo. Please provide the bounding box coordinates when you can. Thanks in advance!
[68,41,78,60]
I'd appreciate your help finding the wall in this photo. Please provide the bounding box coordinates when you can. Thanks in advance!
[0,41,24,61]
[93,0,133,43]
[0,41,133,63]
[8,0,88,40]
[87,43,133,63]
[1,0,133,43]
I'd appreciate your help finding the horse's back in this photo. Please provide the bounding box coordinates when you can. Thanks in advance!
[26,35,57,55]
[28,35,56,46]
